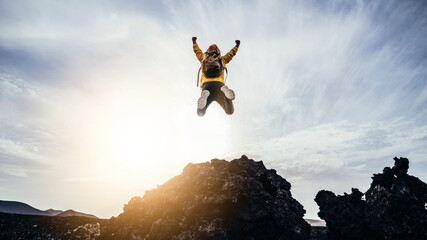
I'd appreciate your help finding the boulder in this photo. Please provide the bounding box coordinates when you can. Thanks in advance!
[315,157,427,240]
[101,155,311,240]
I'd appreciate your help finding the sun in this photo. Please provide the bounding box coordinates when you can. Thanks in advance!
[92,89,234,178]
[104,113,153,170]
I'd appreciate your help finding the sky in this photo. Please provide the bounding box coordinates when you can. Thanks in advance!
[0,0,426,219]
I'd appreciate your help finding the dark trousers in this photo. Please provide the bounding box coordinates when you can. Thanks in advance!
[197,81,234,116]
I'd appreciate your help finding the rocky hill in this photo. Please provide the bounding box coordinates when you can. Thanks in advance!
[315,157,427,240]
[100,155,311,240]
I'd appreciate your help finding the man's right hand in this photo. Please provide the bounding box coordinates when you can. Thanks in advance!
[192,37,197,44]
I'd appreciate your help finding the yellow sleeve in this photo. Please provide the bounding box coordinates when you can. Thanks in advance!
[222,46,238,65]
[193,43,204,62]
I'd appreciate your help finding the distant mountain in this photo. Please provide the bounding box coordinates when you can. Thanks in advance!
[56,210,98,219]
[0,200,96,218]
[0,200,50,216]
[45,208,64,216]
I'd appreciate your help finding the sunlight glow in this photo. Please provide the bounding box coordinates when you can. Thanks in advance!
[106,115,150,170]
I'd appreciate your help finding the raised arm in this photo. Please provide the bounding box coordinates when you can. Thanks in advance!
[222,40,240,65]
[192,37,204,62]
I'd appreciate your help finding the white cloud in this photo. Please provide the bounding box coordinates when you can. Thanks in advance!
[0,72,39,101]
[0,137,45,163]
[0,164,28,177]
[246,120,427,174]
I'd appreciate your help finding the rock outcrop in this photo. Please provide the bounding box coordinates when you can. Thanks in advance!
[315,157,427,240]
[101,155,311,240]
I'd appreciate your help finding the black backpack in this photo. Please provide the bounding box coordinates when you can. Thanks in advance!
[197,50,228,87]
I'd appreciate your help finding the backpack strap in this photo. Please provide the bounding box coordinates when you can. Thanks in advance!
[197,67,201,87]
[224,67,228,84]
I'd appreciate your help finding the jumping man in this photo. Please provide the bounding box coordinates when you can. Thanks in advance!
[192,37,240,116]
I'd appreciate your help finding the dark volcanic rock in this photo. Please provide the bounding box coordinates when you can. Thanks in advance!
[0,212,106,240]
[101,155,311,240]
[309,226,327,240]
[315,157,427,240]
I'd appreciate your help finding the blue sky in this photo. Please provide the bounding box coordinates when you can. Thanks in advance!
[0,0,426,219]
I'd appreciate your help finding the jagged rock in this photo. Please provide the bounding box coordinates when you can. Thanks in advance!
[65,222,101,239]
[315,189,378,240]
[101,155,311,240]
[315,157,427,240]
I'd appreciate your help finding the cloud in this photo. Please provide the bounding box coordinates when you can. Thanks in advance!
[0,71,40,105]
[0,137,45,163]
[0,72,51,177]
[226,0,427,149]
[0,164,28,177]
[250,120,427,174]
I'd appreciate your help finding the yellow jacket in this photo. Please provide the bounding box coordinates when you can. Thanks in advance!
[193,43,238,88]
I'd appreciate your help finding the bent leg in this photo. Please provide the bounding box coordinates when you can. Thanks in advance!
[216,91,234,115]
[221,85,235,100]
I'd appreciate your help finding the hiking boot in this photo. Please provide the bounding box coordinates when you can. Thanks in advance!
[221,85,235,100]
[197,90,210,109]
